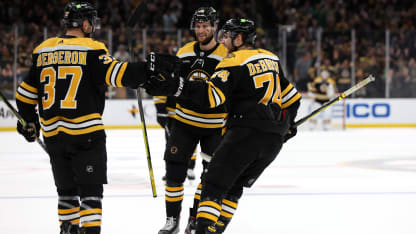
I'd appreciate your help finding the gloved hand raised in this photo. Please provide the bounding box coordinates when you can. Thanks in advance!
[145,52,181,75]
[17,119,40,142]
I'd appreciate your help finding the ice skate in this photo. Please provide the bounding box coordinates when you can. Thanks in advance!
[159,217,180,234]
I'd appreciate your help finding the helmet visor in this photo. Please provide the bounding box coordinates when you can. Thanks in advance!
[217,29,231,43]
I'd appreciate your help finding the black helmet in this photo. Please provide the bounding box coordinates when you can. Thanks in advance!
[220,18,256,46]
[190,7,219,30]
[62,2,100,30]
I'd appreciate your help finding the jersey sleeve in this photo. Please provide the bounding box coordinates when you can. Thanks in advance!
[278,62,301,123]
[88,51,147,89]
[16,55,40,122]
[180,67,230,109]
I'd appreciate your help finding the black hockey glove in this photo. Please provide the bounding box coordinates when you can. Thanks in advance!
[145,71,185,97]
[145,52,181,75]
[17,119,40,142]
[283,126,297,143]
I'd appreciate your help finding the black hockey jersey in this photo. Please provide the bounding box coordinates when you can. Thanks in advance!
[166,41,228,129]
[182,48,301,134]
[16,36,146,140]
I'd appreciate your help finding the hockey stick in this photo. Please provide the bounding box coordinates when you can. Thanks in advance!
[294,74,376,127]
[127,1,157,198]
[0,90,48,153]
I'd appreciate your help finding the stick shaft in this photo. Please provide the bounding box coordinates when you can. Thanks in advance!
[294,75,375,127]
[137,90,157,197]
[0,90,48,152]
[127,1,157,197]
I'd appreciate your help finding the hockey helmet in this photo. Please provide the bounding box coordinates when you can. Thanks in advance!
[62,2,100,30]
[219,18,256,46]
[190,7,219,30]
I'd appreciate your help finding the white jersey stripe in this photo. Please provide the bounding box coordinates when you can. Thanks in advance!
[17,87,38,99]
[178,52,196,58]
[242,54,279,65]
[36,45,92,53]
[175,109,224,124]
[282,87,298,103]
[110,62,122,87]
[41,119,103,132]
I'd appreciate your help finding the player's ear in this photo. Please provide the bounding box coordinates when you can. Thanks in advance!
[82,20,92,33]
[235,34,244,47]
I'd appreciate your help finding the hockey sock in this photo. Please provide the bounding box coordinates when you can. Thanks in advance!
[216,198,238,233]
[188,149,197,169]
[191,183,203,217]
[80,196,102,234]
[196,197,221,227]
[58,195,80,228]
[165,182,184,217]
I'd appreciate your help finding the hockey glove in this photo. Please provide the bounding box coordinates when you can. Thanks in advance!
[283,126,297,143]
[17,119,40,142]
[146,52,181,75]
[145,72,185,97]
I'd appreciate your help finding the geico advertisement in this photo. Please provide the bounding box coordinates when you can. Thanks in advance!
[1,99,416,129]
[297,98,416,126]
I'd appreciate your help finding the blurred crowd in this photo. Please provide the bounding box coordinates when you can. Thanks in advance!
[1,0,416,98]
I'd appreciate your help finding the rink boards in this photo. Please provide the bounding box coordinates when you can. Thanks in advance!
[1,98,416,130]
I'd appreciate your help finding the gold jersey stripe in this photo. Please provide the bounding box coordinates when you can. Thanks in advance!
[173,115,224,128]
[220,210,233,218]
[282,92,301,109]
[199,201,221,210]
[165,196,184,202]
[194,194,201,200]
[222,199,238,209]
[42,125,104,138]
[80,209,102,216]
[281,83,294,96]
[165,185,184,192]
[105,61,118,86]
[176,41,197,57]
[196,212,218,222]
[70,219,80,225]
[34,37,108,54]
[207,81,226,108]
[58,207,80,214]
[40,113,102,125]
[216,49,278,69]
[81,221,102,227]
[115,62,128,87]
[20,81,38,93]
[176,103,227,118]
[16,93,38,105]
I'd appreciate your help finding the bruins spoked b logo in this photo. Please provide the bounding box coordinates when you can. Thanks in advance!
[188,69,210,81]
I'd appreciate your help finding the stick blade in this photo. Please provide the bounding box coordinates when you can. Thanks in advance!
[127,1,147,27]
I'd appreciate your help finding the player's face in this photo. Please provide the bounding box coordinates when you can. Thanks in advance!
[218,31,234,51]
[194,21,214,44]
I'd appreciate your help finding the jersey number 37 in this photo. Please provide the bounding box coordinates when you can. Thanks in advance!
[40,66,82,110]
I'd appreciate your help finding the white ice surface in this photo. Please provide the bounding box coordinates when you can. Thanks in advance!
[1,128,416,234]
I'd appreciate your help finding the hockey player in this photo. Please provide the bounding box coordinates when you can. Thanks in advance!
[15,2,178,234]
[146,18,301,234]
[153,95,196,182]
[307,69,337,130]
[156,7,228,234]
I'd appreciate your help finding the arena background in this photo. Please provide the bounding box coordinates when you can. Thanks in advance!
[1,0,416,130]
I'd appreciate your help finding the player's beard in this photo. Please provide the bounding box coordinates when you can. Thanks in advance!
[200,33,214,46]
